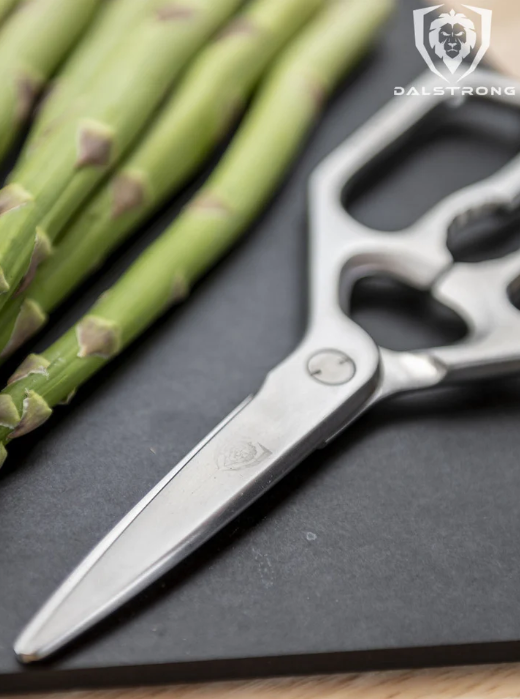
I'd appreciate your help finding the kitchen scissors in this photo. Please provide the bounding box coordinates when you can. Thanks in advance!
[16,68,520,662]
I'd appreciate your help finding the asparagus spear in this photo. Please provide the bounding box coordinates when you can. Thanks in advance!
[0,0,245,316]
[0,0,326,359]
[18,0,159,166]
[0,0,19,26]
[0,0,102,163]
[0,0,394,463]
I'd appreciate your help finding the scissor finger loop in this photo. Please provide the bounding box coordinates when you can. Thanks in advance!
[310,68,520,390]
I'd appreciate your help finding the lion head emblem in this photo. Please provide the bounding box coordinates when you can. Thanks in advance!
[429,9,477,74]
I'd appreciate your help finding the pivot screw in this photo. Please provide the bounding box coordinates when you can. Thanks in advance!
[307,350,356,385]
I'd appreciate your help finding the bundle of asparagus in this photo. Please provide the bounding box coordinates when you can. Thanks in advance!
[0,0,326,359]
[0,0,393,464]
[0,0,102,163]
[18,0,161,166]
[0,0,245,315]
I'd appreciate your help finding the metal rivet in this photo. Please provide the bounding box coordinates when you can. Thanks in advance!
[307,350,356,385]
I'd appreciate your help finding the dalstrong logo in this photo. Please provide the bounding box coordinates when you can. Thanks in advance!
[215,440,271,470]
[413,4,492,82]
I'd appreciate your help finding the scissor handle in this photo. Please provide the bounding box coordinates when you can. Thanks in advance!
[308,68,520,386]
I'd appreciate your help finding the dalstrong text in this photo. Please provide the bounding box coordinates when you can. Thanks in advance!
[394,85,517,96]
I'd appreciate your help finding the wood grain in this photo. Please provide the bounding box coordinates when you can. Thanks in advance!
[7,4,520,699]
[4,664,520,699]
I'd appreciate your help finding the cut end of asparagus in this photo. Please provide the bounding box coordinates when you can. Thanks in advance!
[76,120,114,168]
[0,184,33,216]
[0,394,21,430]
[16,227,53,295]
[111,172,147,219]
[8,354,50,386]
[16,72,40,122]
[9,390,52,440]
[156,4,198,22]
[0,299,47,358]
[0,268,9,295]
[76,315,121,359]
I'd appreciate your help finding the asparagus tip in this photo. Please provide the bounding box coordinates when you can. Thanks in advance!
[9,390,52,440]
[76,120,113,168]
[8,354,50,386]
[76,315,121,359]
[0,395,21,430]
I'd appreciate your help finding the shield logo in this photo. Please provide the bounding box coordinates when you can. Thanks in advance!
[215,440,272,470]
[413,4,492,82]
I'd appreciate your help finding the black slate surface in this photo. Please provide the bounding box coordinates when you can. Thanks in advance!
[2,0,520,691]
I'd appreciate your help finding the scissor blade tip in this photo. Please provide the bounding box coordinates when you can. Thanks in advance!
[16,649,41,665]
[14,631,50,664]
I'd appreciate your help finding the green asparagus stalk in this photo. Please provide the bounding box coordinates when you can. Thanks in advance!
[0,0,326,359]
[18,0,160,166]
[0,0,20,26]
[0,0,102,163]
[0,0,394,464]
[0,0,245,316]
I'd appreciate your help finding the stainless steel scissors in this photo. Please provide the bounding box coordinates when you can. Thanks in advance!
[16,68,520,662]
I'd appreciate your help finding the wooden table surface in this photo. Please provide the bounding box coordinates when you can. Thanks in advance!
[6,2,519,698]
[3,664,520,699]
[476,0,520,79]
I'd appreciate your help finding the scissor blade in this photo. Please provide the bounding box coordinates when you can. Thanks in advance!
[15,342,376,663]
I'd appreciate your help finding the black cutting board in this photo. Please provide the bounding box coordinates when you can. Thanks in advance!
[2,0,520,691]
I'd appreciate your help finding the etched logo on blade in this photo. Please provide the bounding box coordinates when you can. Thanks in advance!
[216,441,272,470]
